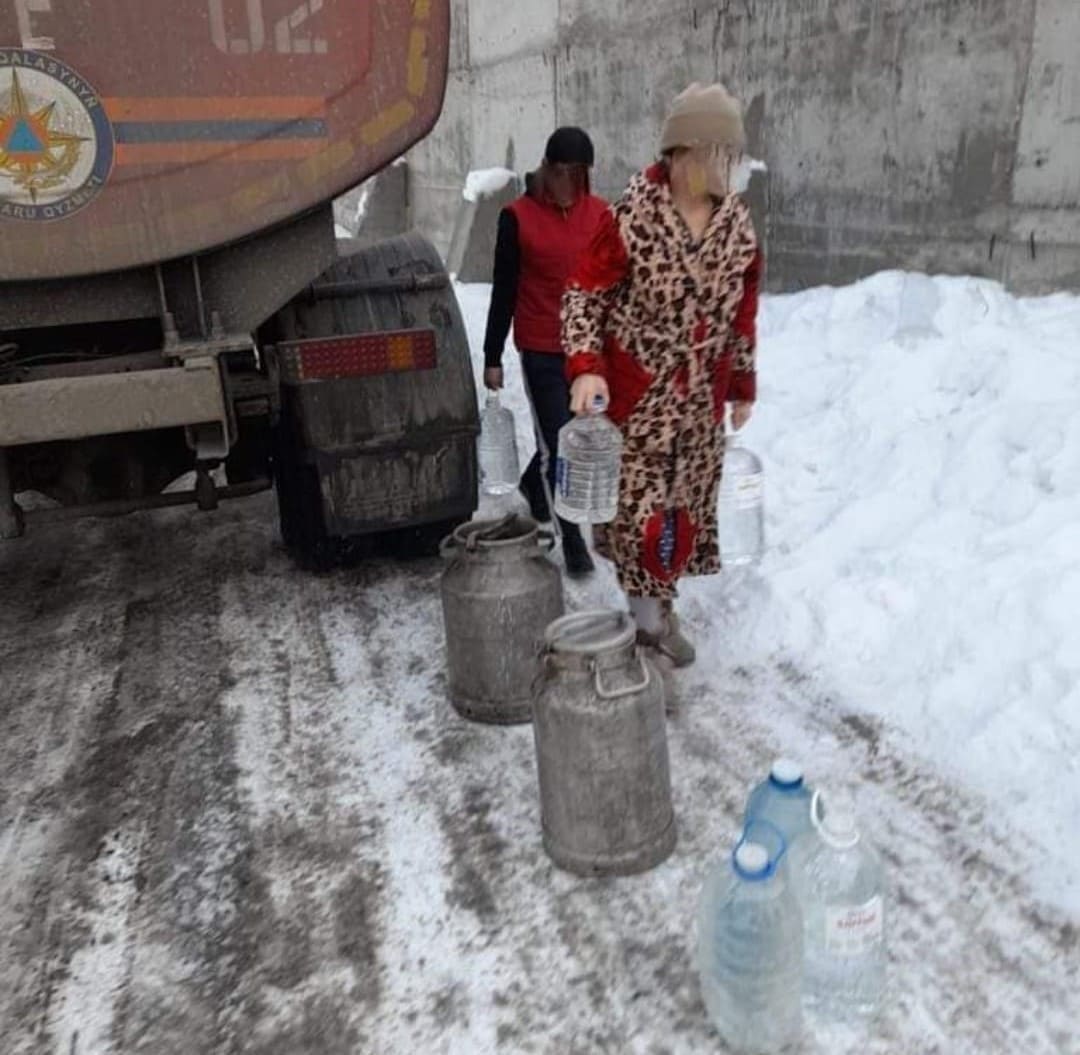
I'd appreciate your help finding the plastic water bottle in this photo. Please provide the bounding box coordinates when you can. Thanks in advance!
[697,835,803,1054]
[789,789,886,1021]
[478,393,519,497]
[719,432,764,566]
[554,399,623,524]
[745,759,814,853]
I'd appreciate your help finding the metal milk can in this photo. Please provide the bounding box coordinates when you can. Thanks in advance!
[440,514,564,724]
[532,610,676,875]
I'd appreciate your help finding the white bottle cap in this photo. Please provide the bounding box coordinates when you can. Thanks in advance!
[734,842,770,878]
[770,758,804,787]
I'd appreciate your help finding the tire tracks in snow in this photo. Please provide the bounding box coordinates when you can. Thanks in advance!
[216,543,390,1055]
[3,504,277,1054]
[0,517,145,1055]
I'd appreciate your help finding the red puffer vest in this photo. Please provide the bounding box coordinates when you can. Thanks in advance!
[508,191,608,354]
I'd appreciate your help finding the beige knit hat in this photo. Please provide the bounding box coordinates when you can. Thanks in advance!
[660,82,745,153]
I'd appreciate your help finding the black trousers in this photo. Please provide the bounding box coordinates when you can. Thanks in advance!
[519,350,582,542]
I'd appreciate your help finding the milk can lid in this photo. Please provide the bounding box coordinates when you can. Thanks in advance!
[544,610,636,655]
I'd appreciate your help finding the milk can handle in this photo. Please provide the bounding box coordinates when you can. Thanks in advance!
[530,652,556,700]
[592,652,652,700]
[438,533,460,560]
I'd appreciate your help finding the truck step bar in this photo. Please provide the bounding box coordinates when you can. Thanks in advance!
[19,478,271,526]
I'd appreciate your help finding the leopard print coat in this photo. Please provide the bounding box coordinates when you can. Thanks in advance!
[561,163,761,600]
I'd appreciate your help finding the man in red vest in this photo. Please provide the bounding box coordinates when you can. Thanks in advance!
[482,127,608,577]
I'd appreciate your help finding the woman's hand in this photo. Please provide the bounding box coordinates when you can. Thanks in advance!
[483,367,504,391]
[570,373,610,414]
[730,401,753,431]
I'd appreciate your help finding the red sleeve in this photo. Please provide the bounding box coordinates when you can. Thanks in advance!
[731,249,762,346]
[561,207,631,381]
[725,249,763,403]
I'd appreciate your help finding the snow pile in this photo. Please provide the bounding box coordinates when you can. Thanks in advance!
[456,271,1080,913]
[463,167,518,203]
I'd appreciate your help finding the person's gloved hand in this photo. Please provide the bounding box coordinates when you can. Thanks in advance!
[730,401,753,431]
[483,367,504,391]
[570,373,610,414]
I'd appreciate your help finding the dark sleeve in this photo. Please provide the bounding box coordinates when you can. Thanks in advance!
[482,208,520,369]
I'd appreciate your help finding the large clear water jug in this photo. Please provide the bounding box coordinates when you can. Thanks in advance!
[745,759,814,852]
[478,393,520,496]
[788,789,887,1022]
[554,400,623,524]
[719,432,764,566]
[697,831,804,1053]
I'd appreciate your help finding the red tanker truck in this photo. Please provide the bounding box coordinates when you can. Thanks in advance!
[0,0,479,567]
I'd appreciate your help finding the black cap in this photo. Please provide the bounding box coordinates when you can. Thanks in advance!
[544,127,595,166]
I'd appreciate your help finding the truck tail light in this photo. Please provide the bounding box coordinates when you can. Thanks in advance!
[277,329,437,382]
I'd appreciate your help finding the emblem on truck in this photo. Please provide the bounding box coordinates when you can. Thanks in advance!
[0,49,114,221]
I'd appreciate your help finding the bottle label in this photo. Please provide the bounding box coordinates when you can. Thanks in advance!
[724,472,763,509]
[824,896,884,957]
[556,456,569,498]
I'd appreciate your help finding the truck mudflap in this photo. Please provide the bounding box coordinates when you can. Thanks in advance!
[267,232,479,562]
[315,424,477,534]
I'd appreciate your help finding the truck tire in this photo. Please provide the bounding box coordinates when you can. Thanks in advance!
[271,422,339,572]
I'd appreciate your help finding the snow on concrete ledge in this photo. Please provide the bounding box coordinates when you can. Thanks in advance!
[463,167,518,203]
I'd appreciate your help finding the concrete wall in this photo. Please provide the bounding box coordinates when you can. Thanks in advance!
[407,0,1080,293]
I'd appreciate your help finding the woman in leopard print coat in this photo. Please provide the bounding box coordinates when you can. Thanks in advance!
[560,83,762,664]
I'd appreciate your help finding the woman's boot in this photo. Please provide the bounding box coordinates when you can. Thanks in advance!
[635,600,696,668]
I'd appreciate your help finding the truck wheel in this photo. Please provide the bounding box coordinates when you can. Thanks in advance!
[271,425,339,572]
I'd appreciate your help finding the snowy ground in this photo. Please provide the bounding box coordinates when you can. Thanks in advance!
[0,273,1077,1054]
